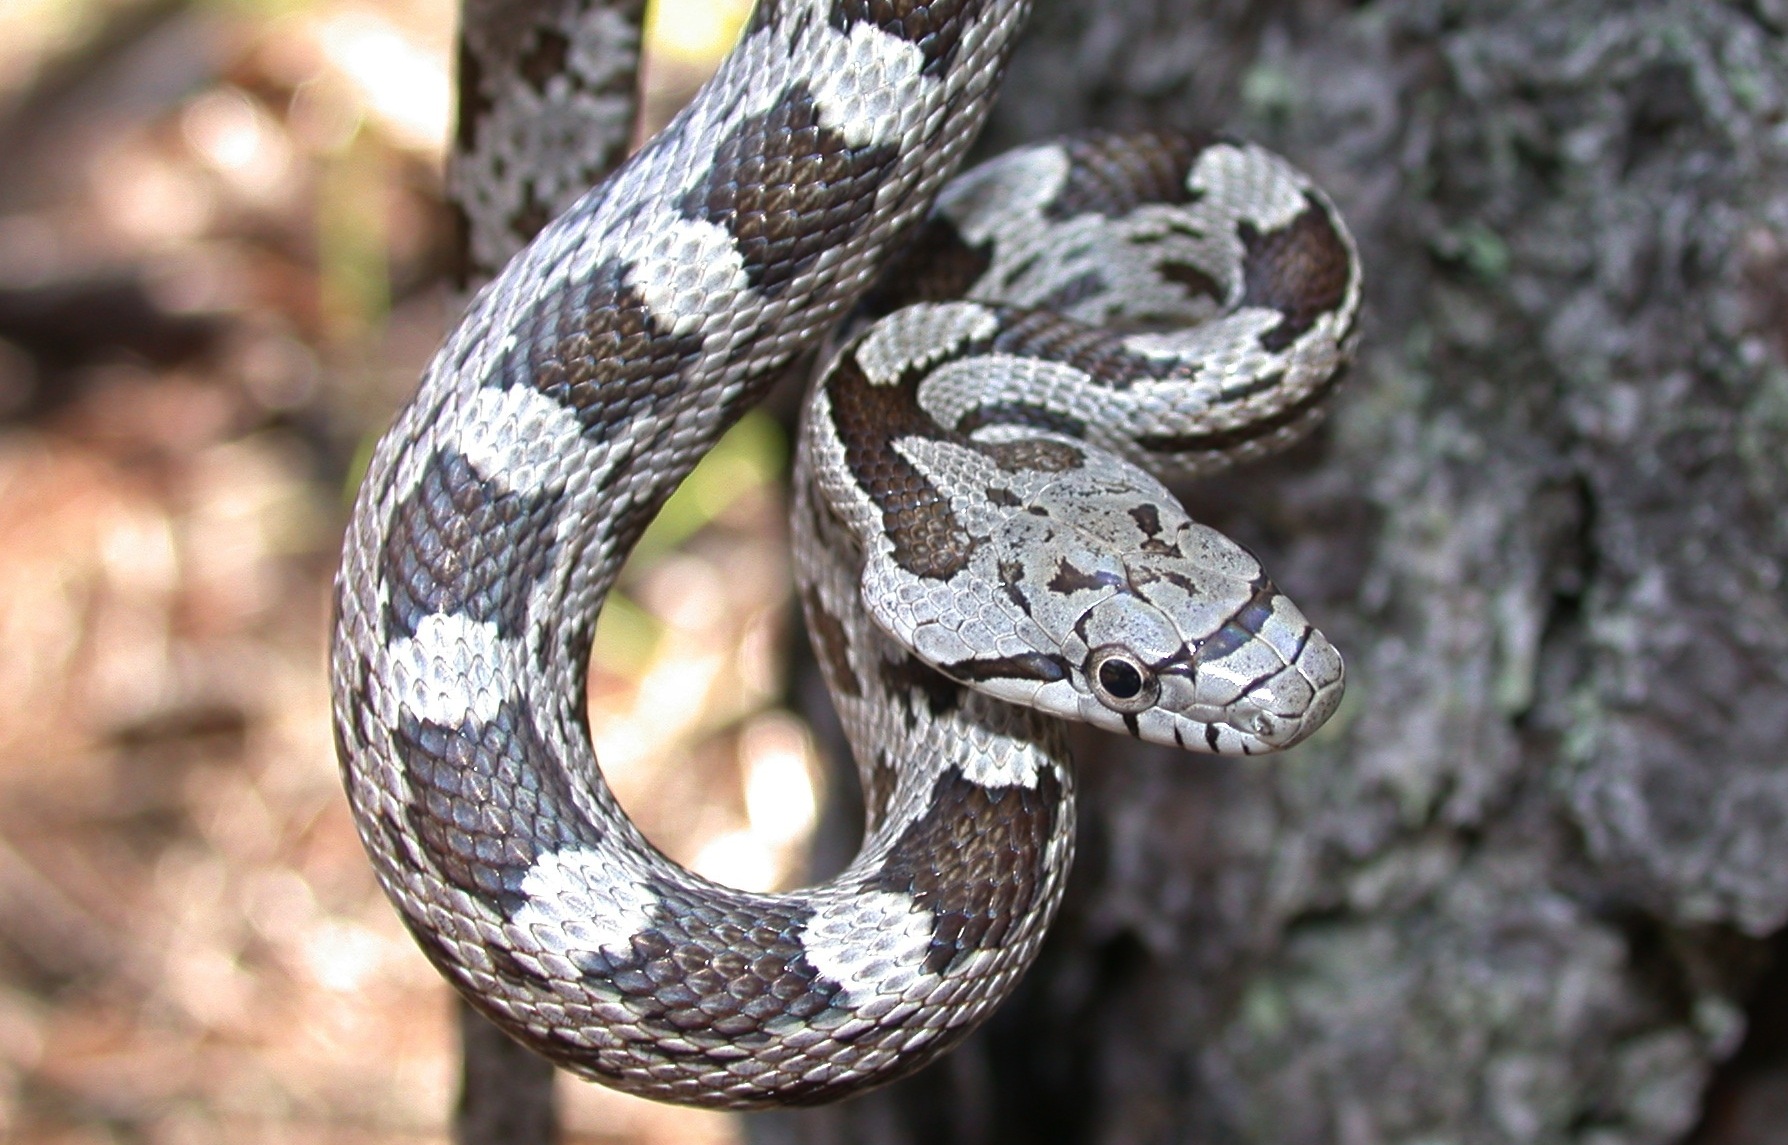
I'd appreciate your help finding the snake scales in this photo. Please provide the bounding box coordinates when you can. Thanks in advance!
[331,0,1360,1110]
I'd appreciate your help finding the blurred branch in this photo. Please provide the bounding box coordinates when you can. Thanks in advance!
[0,276,223,420]
[456,999,563,1145]
[0,834,123,991]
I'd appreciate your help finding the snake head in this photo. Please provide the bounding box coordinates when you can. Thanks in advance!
[898,485,1345,755]
[1068,525,1346,754]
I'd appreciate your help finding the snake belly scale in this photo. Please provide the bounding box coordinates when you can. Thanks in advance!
[330,0,1361,1110]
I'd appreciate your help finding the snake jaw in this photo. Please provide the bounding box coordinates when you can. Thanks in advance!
[935,577,1340,755]
[1058,571,1345,754]
[1059,630,1344,755]
[884,481,1350,756]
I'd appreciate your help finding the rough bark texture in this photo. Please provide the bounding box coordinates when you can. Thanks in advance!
[440,0,1788,1139]
[754,1,1788,1143]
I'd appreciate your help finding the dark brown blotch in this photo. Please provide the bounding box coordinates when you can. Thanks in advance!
[1238,193,1354,352]
[866,766,1064,975]
[1127,503,1180,555]
[863,749,901,827]
[939,652,1071,686]
[1158,259,1225,303]
[863,215,994,315]
[996,556,1028,613]
[879,654,963,729]
[574,885,847,1060]
[1128,503,1163,537]
[801,586,861,697]
[393,699,604,916]
[678,83,900,296]
[1226,368,1285,402]
[955,400,1086,440]
[1032,269,1107,312]
[380,447,565,640]
[826,353,974,579]
[829,0,986,76]
[988,309,1179,389]
[517,27,570,92]
[454,43,491,154]
[506,257,707,438]
[1047,557,1119,596]
[979,438,1084,473]
[1042,131,1213,220]
[1134,363,1347,457]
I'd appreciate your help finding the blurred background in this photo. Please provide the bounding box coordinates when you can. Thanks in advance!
[0,0,787,1140]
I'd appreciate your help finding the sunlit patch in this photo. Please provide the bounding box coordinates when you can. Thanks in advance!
[303,917,391,993]
[741,713,819,849]
[314,9,452,153]
[645,0,756,67]
[690,829,778,892]
[181,88,294,204]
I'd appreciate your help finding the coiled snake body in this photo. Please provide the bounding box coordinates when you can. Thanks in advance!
[331,0,1360,1110]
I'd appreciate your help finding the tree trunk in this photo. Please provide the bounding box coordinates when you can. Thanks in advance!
[754,1,1788,1143]
[444,0,1788,1140]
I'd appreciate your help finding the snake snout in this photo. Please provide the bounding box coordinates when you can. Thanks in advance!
[1187,598,1345,754]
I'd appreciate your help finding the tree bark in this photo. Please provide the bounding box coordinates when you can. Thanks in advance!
[754,2,1788,1143]
[440,0,1788,1140]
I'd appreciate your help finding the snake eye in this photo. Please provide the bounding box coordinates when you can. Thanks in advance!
[1088,646,1160,713]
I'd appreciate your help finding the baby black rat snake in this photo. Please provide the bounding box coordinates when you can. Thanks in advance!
[331,0,1359,1109]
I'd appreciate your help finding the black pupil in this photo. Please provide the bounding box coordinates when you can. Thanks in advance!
[1098,658,1144,699]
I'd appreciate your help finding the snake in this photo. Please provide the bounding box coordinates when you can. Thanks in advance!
[330,0,1361,1111]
